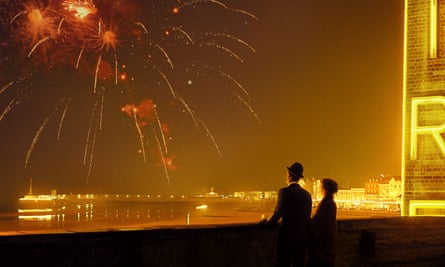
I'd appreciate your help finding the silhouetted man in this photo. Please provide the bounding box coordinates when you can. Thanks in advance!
[265,162,312,267]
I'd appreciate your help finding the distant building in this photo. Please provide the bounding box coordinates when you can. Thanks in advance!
[233,175,401,211]
[336,188,365,209]
[205,187,220,198]
[315,175,401,211]
[365,178,379,196]
[312,179,322,201]
[365,175,401,200]
[233,191,277,200]
[379,177,402,200]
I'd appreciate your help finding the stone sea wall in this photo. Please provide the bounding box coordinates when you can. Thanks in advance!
[1,217,445,266]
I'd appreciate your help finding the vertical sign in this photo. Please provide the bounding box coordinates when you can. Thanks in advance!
[402,0,445,216]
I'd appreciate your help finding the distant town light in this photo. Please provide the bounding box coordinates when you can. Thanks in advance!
[195,204,208,210]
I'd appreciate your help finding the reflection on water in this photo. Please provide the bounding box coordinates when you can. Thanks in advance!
[6,197,274,233]
[17,202,197,230]
[1,195,400,235]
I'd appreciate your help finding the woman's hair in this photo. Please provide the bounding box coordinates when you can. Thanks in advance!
[322,178,338,195]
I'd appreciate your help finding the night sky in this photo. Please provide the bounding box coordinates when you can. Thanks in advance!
[0,0,404,210]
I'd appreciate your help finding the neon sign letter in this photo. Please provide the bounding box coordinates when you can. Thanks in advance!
[410,96,445,160]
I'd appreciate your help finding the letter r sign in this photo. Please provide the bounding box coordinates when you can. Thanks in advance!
[411,96,445,160]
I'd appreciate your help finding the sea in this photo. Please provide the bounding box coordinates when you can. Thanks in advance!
[0,195,399,236]
[0,196,274,235]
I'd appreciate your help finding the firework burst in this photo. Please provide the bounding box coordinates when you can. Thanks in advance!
[0,0,259,188]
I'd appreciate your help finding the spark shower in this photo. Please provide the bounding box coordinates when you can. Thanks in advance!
[0,0,259,188]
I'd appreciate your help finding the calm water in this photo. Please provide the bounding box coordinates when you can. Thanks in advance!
[0,197,399,235]
[0,198,272,235]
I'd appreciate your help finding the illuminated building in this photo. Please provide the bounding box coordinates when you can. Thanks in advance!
[365,175,401,200]
[312,179,322,201]
[328,176,401,211]
[233,191,277,200]
[379,177,402,200]
[402,0,445,216]
[336,188,365,209]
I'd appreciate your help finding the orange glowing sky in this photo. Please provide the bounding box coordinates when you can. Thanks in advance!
[0,0,404,210]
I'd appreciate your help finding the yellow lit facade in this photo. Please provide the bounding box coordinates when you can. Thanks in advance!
[403,0,445,216]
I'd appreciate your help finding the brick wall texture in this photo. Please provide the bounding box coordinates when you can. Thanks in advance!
[403,0,445,215]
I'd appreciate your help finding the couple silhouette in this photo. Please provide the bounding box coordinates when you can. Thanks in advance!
[262,162,338,267]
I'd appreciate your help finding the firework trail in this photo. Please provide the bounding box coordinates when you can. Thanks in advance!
[0,81,14,95]
[0,87,29,123]
[56,97,73,141]
[134,22,148,34]
[99,88,105,130]
[25,105,59,169]
[153,43,174,69]
[154,135,172,188]
[83,91,102,166]
[57,18,65,34]
[93,56,102,93]
[25,120,48,169]
[152,104,168,154]
[10,11,26,24]
[232,9,258,20]
[83,112,95,166]
[133,107,147,163]
[203,42,244,62]
[178,0,258,20]
[215,69,251,100]
[204,32,256,53]
[0,98,19,123]
[230,88,262,124]
[177,94,200,129]
[86,127,98,184]
[113,54,118,85]
[197,118,222,158]
[157,69,176,98]
[172,27,194,44]
[27,36,50,58]
[186,61,251,101]
[75,48,84,69]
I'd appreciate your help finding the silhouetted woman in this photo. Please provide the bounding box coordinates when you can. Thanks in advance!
[308,178,338,267]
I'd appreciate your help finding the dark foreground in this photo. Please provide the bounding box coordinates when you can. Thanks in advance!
[1,216,445,267]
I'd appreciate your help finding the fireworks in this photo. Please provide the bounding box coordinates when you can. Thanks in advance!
[0,0,258,188]
[63,0,97,19]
